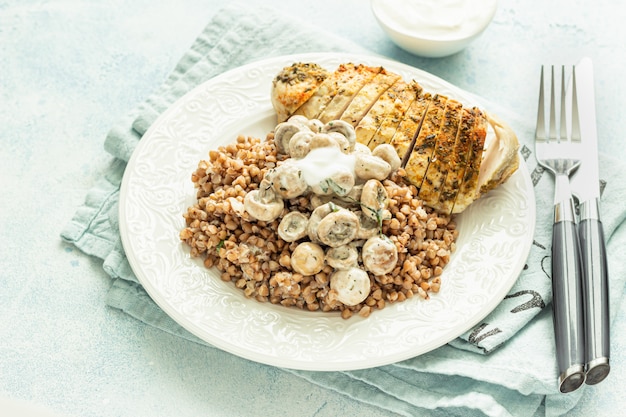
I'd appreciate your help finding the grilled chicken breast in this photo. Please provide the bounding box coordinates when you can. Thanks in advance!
[355,79,407,145]
[340,69,402,126]
[437,106,475,214]
[452,107,488,213]
[404,93,447,189]
[271,62,330,123]
[366,81,422,150]
[271,62,520,214]
[317,65,382,123]
[391,92,433,164]
[417,99,463,208]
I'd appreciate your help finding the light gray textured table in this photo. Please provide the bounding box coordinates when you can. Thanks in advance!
[2,1,625,416]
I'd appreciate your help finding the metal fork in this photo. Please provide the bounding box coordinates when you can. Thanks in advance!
[535,65,586,393]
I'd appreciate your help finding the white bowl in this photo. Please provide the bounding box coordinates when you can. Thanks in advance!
[371,0,498,58]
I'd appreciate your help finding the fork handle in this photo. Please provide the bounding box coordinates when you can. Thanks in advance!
[552,197,586,393]
[579,198,610,385]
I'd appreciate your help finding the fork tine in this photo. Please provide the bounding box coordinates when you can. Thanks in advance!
[549,66,557,142]
[536,65,546,141]
[560,65,567,142]
[571,65,581,142]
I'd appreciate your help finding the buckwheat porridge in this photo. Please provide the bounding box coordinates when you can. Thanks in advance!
[179,117,457,319]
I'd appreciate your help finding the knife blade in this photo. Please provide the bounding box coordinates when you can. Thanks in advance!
[569,57,610,385]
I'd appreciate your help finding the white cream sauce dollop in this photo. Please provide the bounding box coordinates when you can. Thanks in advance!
[294,146,356,188]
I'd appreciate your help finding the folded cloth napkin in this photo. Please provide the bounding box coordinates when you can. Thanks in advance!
[61,4,626,417]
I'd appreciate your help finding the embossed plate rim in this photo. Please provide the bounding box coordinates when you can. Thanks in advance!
[119,52,536,371]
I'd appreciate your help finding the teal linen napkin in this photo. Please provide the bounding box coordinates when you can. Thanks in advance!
[61,5,626,417]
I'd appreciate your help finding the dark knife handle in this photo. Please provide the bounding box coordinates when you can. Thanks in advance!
[579,198,610,384]
[551,199,586,393]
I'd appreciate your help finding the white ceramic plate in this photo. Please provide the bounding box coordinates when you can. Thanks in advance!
[119,53,535,371]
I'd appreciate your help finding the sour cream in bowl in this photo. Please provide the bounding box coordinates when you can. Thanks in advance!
[371,0,498,58]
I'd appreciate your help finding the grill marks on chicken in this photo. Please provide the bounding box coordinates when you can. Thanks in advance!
[392,92,432,166]
[418,99,463,208]
[404,94,447,190]
[318,65,382,122]
[438,107,475,214]
[272,62,520,214]
[355,79,410,146]
[341,69,402,126]
[367,80,422,151]
[293,63,360,120]
[452,108,488,213]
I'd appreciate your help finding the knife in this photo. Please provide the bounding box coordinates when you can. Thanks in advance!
[569,57,610,385]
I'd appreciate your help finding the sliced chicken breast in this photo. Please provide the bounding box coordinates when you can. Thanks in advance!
[403,94,448,190]
[436,107,475,214]
[293,63,361,120]
[354,79,410,146]
[272,62,330,123]
[340,69,402,126]
[366,81,422,150]
[390,93,433,163]
[418,99,463,207]
[317,65,382,123]
[452,107,488,213]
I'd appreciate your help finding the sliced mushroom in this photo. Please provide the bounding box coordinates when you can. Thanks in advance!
[307,202,334,242]
[327,131,352,153]
[330,267,371,306]
[316,208,360,247]
[309,133,340,151]
[353,142,372,155]
[360,179,389,222]
[325,244,359,270]
[323,120,356,152]
[307,118,324,133]
[291,242,325,276]
[355,210,380,240]
[287,114,311,128]
[274,122,302,154]
[243,179,284,222]
[288,130,315,159]
[269,162,308,199]
[278,212,309,242]
[371,143,401,172]
[354,153,392,181]
[362,235,398,276]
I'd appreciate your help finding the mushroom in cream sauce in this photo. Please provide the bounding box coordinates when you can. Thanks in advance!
[362,235,398,276]
[273,121,301,154]
[288,130,316,159]
[243,179,284,222]
[316,208,360,248]
[306,202,334,243]
[354,152,392,181]
[322,120,356,152]
[267,162,308,199]
[291,242,325,276]
[241,116,412,307]
[325,244,359,270]
[278,211,309,242]
[330,267,371,306]
[360,179,390,222]
[371,143,401,172]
